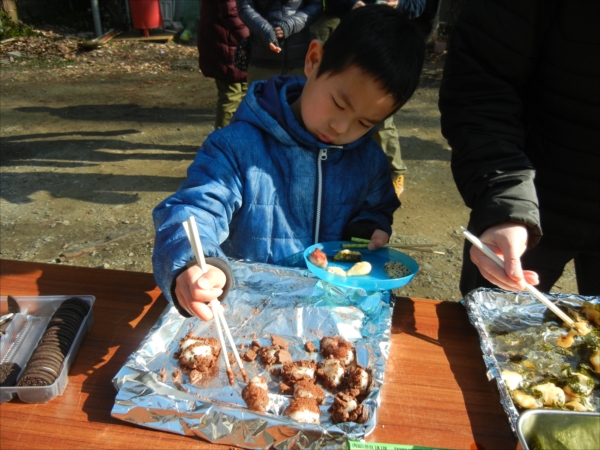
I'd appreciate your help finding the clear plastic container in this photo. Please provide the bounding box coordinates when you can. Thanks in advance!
[0,295,95,403]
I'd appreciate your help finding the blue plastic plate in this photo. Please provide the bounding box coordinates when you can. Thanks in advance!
[303,241,419,291]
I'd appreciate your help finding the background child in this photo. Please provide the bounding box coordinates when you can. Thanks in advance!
[198,0,249,130]
[237,0,322,83]
[153,5,425,320]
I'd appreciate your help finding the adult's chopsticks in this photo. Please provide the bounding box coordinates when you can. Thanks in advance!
[182,216,248,385]
[460,226,576,328]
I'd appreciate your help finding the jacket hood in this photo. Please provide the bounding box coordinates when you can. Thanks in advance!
[230,75,375,152]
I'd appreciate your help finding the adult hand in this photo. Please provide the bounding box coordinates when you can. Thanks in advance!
[367,229,390,251]
[352,1,366,10]
[384,0,399,8]
[274,26,284,39]
[175,263,226,321]
[269,42,282,53]
[470,222,539,291]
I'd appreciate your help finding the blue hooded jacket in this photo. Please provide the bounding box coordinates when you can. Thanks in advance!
[152,75,399,304]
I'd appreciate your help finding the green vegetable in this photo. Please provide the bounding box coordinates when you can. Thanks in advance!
[529,419,600,450]
[342,243,368,248]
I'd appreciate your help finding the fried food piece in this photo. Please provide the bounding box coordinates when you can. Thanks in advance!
[284,397,321,424]
[293,380,326,405]
[242,376,270,412]
[346,365,371,398]
[320,335,355,366]
[281,360,317,385]
[317,358,346,391]
[177,334,221,374]
[308,248,328,268]
[329,391,367,424]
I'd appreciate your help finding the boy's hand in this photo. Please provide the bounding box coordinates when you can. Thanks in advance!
[470,222,539,291]
[175,263,226,321]
[367,229,390,251]
[352,1,366,9]
[269,42,282,53]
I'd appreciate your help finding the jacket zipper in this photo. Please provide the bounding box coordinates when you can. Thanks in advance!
[314,148,328,244]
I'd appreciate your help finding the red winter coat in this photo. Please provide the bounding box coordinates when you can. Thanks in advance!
[198,0,249,83]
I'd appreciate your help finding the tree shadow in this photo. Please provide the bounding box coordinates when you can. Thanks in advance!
[0,171,185,204]
[14,104,216,124]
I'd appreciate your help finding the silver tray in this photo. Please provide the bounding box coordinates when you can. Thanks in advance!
[517,409,600,450]
[111,260,395,449]
[463,288,599,433]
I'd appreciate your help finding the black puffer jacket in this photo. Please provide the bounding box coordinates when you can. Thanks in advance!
[237,0,322,69]
[439,0,600,251]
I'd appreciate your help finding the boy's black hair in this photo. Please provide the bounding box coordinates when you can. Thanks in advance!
[317,5,425,110]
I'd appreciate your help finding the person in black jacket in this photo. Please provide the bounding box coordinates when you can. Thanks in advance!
[439,0,600,296]
[237,0,322,84]
[198,0,249,129]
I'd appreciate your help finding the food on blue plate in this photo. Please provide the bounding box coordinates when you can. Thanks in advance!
[308,247,328,268]
[383,261,411,278]
[347,261,372,277]
[333,249,362,262]
[326,266,347,276]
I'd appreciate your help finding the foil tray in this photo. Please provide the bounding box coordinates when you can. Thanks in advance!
[111,261,395,448]
[463,288,600,434]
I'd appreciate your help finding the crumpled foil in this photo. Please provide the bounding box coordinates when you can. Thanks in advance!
[463,288,600,434]
[111,261,394,449]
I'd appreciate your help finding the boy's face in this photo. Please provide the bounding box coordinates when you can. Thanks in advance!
[300,40,397,146]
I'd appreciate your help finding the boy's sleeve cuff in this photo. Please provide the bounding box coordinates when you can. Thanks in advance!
[169,257,235,318]
[341,220,379,241]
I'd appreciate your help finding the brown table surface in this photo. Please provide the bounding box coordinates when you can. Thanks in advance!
[0,259,517,449]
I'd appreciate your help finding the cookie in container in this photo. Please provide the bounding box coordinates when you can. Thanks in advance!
[0,295,95,403]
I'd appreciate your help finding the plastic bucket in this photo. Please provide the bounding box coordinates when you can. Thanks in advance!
[129,0,163,36]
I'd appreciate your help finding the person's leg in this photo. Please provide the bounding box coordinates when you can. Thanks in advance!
[247,65,281,84]
[214,80,247,129]
[309,13,340,43]
[573,249,600,295]
[373,115,406,197]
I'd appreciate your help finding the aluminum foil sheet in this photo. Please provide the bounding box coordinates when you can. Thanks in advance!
[463,288,600,434]
[111,261,394,448]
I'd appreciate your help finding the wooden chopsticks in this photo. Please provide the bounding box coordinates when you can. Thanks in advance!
[344,238,446,255]
[182,216,248,385]
[461,226,576,328]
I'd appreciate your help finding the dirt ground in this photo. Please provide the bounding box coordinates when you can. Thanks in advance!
[0,30,577,302]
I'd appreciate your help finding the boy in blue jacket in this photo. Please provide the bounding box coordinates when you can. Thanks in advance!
[153,5,425,320]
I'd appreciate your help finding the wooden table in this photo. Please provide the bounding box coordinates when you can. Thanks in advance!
[0,259,517,449]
